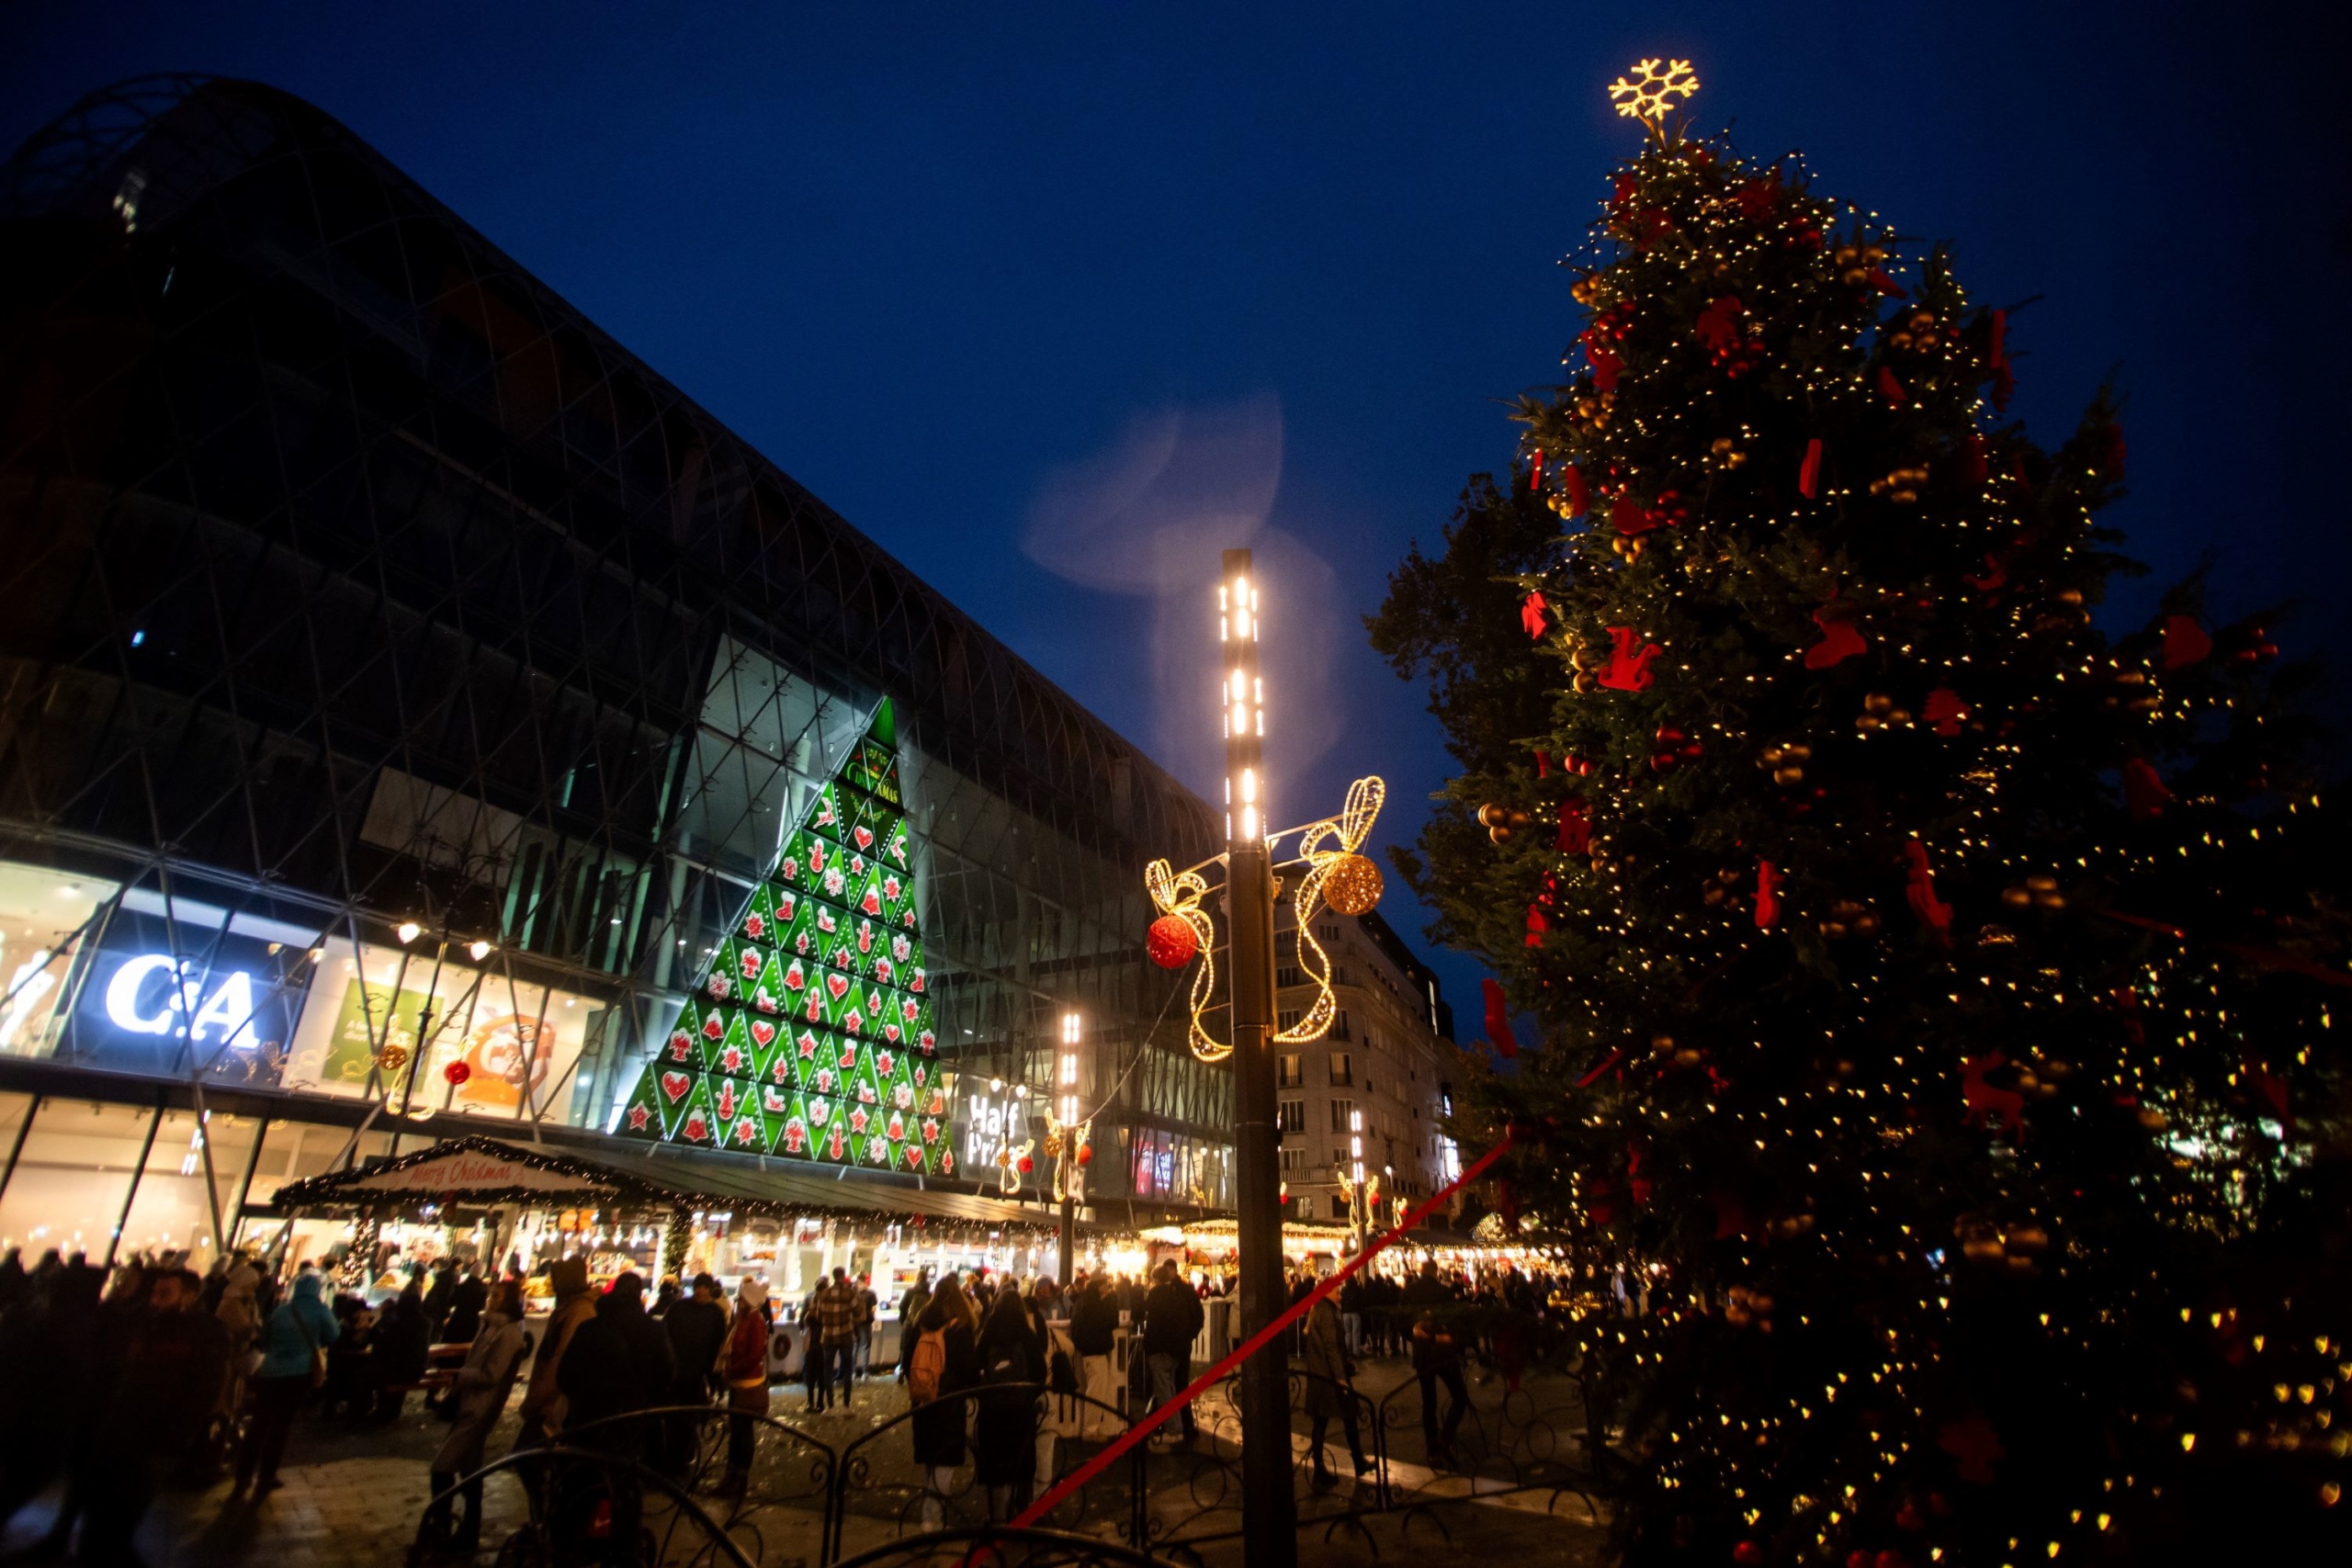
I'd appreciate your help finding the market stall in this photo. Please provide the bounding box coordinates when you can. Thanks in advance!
[260,1130,1056,1359]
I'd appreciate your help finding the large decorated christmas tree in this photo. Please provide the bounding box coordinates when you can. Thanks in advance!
[1371,62,2346,1568]
[616,699,956,1178]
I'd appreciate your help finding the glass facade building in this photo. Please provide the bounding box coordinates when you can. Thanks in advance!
[0,75,1232,1268]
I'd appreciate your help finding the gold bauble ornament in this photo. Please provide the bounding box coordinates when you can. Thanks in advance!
[1321,853,1384,917]
[373,1043,410,1074]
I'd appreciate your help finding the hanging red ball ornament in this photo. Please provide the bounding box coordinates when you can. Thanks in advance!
[1146,914,1198,969]
[443,1060,471,1087]
[1017,1156,1035,1174]
[1076,1145,1093,1168]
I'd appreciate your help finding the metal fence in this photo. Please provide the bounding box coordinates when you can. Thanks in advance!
[408,1348,1600,1566]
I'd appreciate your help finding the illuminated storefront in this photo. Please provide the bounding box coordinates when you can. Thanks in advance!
[0,75,1231,1271]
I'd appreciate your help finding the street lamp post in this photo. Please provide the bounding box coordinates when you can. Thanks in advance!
[1220,547,1296,1565]
[1059,1010,1081,1288]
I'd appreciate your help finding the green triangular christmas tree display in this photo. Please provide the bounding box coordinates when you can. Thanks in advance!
[616,699,956,1176]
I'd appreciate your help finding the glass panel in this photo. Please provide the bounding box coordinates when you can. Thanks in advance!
[0,1099,151,1264]
[0,866,119,1059]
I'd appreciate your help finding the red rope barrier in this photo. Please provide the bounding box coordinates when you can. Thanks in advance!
[1008,1130,1520,1530]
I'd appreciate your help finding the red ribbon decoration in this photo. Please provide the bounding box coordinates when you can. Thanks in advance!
[1482,977,1516,1059]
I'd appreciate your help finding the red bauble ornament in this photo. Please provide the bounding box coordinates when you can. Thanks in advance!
[1017,1156,1034,1174]
[1146,914,1198,969]
[443,1060,471,1087]
[1076,1145,1093,1168]
[1733,1543,1765,1566]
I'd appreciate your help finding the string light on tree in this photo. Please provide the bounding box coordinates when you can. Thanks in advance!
[1365,53,2348,1568]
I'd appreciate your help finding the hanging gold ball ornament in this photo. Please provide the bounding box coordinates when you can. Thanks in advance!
[372,1042,410,1074]
[1321,853,1384,917]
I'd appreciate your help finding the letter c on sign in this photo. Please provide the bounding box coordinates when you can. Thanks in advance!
[104,953,181,1035]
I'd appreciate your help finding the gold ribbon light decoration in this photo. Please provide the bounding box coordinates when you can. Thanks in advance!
[1145,774,1385,1064]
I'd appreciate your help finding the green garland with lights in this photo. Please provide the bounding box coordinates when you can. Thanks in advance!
[1372,101,2348,1567]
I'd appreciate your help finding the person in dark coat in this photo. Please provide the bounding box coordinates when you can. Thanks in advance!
[371,1282,432,1421]
[442,1270,488,1346]
[972,1291,1044,1517]
[75,1268,229,1564]
[907,1274,980,1529]
[660,1273,729,1467]
[1141,1261,1204,1445]
[0,1259,106,1533]
[422,1262,458,1339]
[554,1273,674,1568]
[557,1272,675,1450]
[1405,1262,1469,1464]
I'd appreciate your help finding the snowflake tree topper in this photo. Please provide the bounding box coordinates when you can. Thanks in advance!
[1609,58,1700,138]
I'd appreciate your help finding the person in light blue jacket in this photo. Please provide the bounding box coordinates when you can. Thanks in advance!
[232,1269,339,1496]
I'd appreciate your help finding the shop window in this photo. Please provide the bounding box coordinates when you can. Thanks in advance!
[0,864,118,1060]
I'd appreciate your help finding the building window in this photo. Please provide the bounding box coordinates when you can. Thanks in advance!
[1329,1053,1352,1087]
[1276,965,1303,988]
[1276,930,1297,958]
[1278,1099,1305,1134]
[1332,1011,1351,1042]
[1329,1098,1353,1133]
[1330,1194,1350,1221]
[1280,1145,1306,1175]
[1278,1009,1301,1033]
[1278,1054,1303,1089]
[1317,923,1339,943]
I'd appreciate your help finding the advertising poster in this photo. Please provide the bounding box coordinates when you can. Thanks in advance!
[283,938,595,1118]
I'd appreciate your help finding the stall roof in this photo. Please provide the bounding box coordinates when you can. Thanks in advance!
[267,1134,1053,1233]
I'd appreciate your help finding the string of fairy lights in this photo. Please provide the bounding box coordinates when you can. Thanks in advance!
[1445,58,2344,1568]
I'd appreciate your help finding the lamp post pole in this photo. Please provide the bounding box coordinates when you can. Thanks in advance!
[1219,547,1295,1566]
[1058,1011,1080,1288]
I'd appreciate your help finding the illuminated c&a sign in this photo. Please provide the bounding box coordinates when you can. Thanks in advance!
[101,953,266,1048]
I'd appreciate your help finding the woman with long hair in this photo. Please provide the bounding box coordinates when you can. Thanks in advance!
[907,1273,979,1529]
[973,1289,1045,1518]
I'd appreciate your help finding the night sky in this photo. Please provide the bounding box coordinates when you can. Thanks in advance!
[6,2,2346,1031]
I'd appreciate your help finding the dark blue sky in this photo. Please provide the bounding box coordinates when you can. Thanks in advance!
[6,2,2346,1033]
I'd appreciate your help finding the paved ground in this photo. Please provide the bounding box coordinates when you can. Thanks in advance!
[0,1359,1609,1567]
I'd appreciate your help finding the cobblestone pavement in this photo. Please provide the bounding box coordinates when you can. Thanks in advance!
[0,1361,1607,1566]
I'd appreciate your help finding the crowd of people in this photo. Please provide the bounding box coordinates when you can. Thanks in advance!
[0,1236,1571,1562]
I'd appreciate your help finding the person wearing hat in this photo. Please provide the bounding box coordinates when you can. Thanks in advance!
[717,1278,772,1496]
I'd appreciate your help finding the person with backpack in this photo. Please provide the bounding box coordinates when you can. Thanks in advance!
[895,1269,933,1382]
[425,1280,532,1552]
[906,1273,979,1529]
[716,1279,772,1497]
[1141,1260,1204,1447]
[972,1291,1045,1518]
[234,1268,338,1497]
